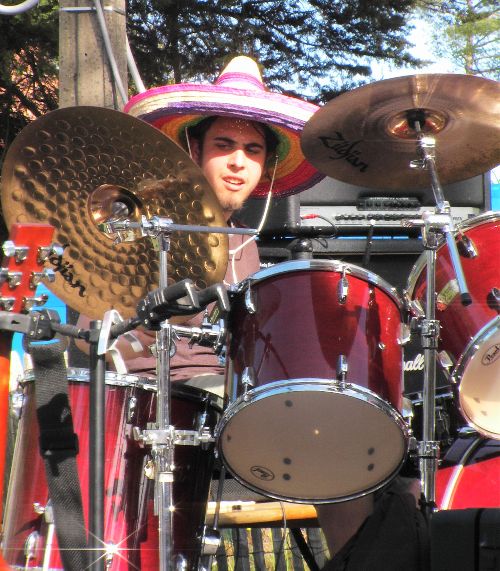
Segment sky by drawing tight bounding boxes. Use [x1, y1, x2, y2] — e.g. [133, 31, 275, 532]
[371, 17, 499, 190]
[371, 19, 456, 80]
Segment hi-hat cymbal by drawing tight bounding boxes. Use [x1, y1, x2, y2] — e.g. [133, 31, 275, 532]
[1, 106, 228, 319]
[301, 74, 500, 190]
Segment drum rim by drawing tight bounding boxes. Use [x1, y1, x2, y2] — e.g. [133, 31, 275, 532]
[21, 367, 224, 409]
[234, 259, 402, 309]
[216, 378, 409, 504]
[405, 210, 500, 300]
[456, 315, 500, 439]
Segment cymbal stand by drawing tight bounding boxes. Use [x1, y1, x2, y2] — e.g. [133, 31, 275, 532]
[102, 215, 254, 570]
[409, 118, 472, 514]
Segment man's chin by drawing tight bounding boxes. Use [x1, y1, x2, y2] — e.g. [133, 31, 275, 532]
[221, 200, 244, 215]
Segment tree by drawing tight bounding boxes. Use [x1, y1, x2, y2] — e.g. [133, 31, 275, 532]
[0, 0, 424, 160]
[0, 1, 58, 160]
[126, 0, 424, 102]
[417, 0, 499, 79]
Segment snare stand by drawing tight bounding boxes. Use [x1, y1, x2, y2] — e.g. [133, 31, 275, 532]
[408, 118, 471, 516]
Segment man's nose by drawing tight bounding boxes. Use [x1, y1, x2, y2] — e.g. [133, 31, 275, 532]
[228, 148, 245, 168]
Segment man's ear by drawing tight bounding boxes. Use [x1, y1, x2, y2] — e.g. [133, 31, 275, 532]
[190, 138, 201, 165]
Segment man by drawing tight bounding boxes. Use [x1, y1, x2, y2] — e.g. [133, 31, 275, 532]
[111, 55, 323, 391]
[126, 55, 419, 569]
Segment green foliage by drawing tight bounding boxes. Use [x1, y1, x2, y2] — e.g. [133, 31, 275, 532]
[0, 0, 59, 160]
[126, 0, 423, 102]
[416, 0, 499, 78]
[1, 0, 424, 163]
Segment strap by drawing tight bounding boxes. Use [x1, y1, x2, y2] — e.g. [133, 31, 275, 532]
[290, 528, 321, 571]
[26, 336, 88, 570]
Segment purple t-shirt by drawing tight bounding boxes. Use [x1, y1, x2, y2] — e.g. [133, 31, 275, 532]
[127, 232, 260, 381]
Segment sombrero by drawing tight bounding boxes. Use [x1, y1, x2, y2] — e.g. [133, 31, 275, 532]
[124, 56, 324, 198]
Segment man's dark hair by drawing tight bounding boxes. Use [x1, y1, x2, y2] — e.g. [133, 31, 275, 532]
[187, 116, 280, 159]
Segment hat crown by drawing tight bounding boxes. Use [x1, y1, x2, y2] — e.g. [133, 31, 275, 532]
[215, 56, 266, 92]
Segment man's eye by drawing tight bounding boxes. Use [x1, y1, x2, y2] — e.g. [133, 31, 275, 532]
[247, 146, 264, 155]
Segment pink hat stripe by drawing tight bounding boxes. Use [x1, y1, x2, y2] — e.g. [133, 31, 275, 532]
[124, 56, 324, 198]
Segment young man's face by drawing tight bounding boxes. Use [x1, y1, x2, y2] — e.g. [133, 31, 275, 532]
[191, 117, 267, 220]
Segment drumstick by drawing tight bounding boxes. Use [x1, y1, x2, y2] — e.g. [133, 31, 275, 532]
[205, 500, 318, 527]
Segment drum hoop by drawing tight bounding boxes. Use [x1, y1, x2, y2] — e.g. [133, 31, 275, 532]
[454, 315, 500, 384]
[234, 259, 402, 309]
[439, 434, 484, 510]
[21, 367, 224, 410]
[405, 210, 500, 300]
[217, 378, 409, 440]
[22, 367, 154, 388]
[455, 315, 500, 439]
[216, 379, 409, 504]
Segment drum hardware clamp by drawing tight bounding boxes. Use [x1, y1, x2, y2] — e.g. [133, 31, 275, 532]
[132, 425, 215, 449]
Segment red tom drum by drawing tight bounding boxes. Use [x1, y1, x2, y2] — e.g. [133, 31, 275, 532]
[217, 260, 409, 504]
[2, 369, 222, 570]
[406, 212, 500, 439]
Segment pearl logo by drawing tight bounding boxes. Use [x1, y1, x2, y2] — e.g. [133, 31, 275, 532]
[251, 466, 275, 481]
[482, 344, 500, 366]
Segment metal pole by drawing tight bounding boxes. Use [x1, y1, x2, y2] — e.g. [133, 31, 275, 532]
[89, 319, 106, 570]
[155, 234, 175, 571]
[420, 245, 440, 512]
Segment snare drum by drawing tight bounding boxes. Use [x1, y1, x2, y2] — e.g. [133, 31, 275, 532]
[2, 369, 222, 570]
[406, 212, 500, 439]
[217, 260, 409, 504]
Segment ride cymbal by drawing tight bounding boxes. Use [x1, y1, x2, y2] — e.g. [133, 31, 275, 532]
[301, 74, 500, 190]
[1, 106, 228, 319]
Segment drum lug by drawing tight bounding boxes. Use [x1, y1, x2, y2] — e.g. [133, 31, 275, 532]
[337, 267, 349, 304]
[144, 459, 155, 480]
[23, 531, 40, 561]
[173, 554, 189, 570]
[437, 350, 454, 378]
[33, 501, 53, 523]
[457, 233, 477, 258]
[244, 287, 257, 314]
[241, 366, 255, 400]
[9, 386, 25, 419]
[398, 323, 411, 346]
[337, 354, 348, 383]
[127, 396, 138, 423]
[487, 287, 500, 311]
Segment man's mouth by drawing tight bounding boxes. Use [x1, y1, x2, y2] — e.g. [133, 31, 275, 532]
[223, 176, 245, 189]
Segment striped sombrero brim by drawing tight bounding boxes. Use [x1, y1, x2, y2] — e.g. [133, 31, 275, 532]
[124, 84, 324, 198]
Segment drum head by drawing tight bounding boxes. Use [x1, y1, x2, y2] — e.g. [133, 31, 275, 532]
[217, 380, 408, 503]
[458, 317, 500, 438]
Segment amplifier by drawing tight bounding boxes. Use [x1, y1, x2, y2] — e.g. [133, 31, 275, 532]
[300, 203, 481, 230]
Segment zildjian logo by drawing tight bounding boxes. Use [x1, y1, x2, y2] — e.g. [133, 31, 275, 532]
[48, 245, 86, 298]
[319, 132, 369, 173]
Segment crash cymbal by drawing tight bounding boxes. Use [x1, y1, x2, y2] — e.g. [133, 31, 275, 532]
[1, 106, 228, 319]
[301, 74, 500, 190]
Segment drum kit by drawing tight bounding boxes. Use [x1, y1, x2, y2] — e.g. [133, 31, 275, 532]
[0, 73, 499, 570]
